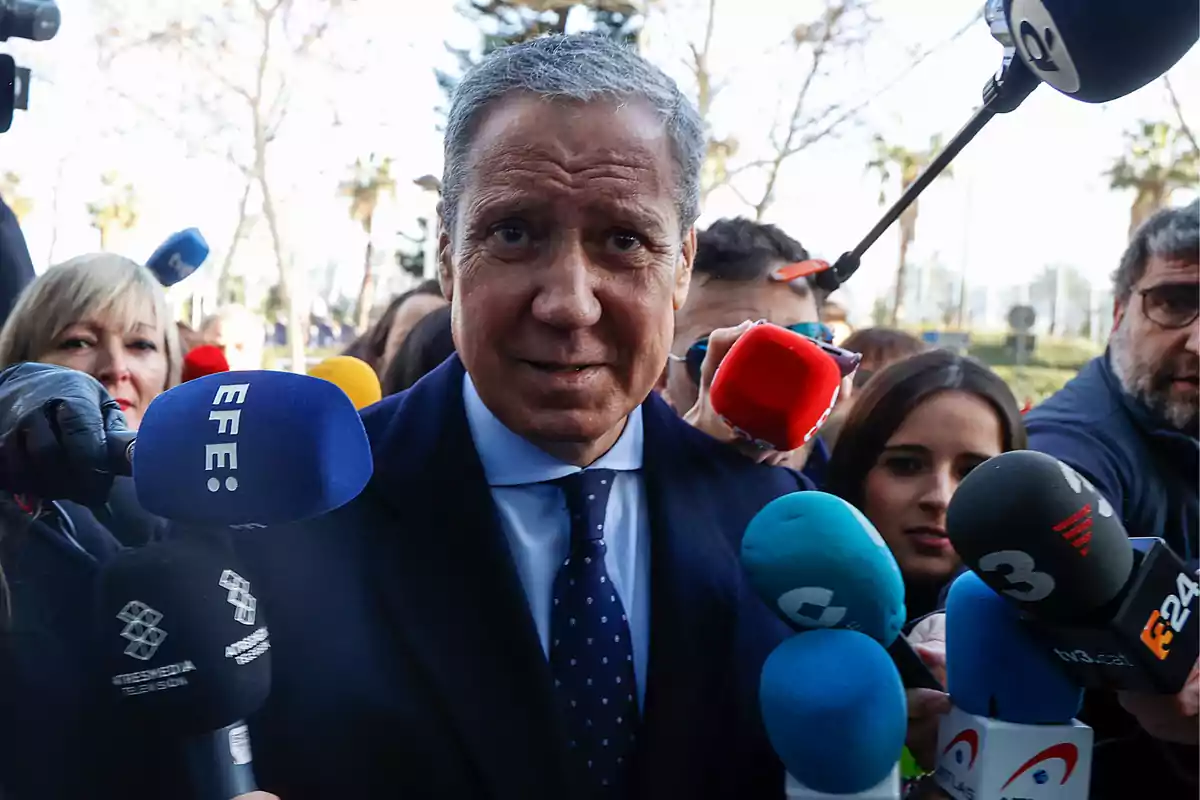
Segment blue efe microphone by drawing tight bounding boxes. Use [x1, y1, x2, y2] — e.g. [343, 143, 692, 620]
[945, 570, 1082, 724]
[130, 370, 372, 526]
[760, 630, 907, 796]
[1004, 0, 1198, 104]
[742, 492, 906, 645]
[145, 227, 209, 287]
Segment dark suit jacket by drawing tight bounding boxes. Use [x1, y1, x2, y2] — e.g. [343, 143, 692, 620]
[229, 355, 804, 799]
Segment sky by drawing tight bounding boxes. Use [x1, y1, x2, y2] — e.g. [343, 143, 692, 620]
[1, 0, 1197, 325]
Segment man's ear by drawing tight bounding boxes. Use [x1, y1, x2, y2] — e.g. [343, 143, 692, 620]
[653, 362, 670, 397]
[437, 201, 454, 301]
[1111, 296, 1125, 336]
[673, 227, 696, 312]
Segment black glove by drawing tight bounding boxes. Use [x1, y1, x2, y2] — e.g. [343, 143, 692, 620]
[0, 362, 129, 506]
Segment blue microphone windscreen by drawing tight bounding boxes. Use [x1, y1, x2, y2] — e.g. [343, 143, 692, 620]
[742, 491, 906, 645]
[145, 228, 209, 287]
[133, 370, 373, 525]
[946, 570, 1083, 724]
[760, 629, 907, 794]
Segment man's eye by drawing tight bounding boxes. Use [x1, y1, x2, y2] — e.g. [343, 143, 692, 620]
[488, 223, 530, 246]
[607, 231, 642, 253]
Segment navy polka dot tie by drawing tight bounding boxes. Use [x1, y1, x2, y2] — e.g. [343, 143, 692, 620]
[550, 469, 638, 796]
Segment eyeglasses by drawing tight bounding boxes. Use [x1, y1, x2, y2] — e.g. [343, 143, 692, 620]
[1140, 284, 1199, 330]
[669, 321, 861, 387]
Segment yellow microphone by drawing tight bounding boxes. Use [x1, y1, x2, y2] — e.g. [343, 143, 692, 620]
[307, 355, 382, 410]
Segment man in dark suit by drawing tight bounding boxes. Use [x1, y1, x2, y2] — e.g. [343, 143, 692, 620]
[225, 34, 808, 799]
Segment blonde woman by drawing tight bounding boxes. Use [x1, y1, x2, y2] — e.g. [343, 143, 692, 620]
[0, 253, 181, 428]
[0, 254, 182, 798]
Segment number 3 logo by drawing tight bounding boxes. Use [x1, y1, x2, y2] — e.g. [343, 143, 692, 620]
[978, 550, 1057, 602]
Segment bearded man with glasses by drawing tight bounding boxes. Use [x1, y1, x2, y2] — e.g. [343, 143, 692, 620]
[1026, 200, 1199, 799]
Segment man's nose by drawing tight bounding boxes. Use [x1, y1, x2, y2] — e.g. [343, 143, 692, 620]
[1185, 314, 1199, 355]
[531, 239, 602, 329]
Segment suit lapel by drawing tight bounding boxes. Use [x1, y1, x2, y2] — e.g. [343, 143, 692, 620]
[363, 357, 571, 799]
[633, 395, 742, 795]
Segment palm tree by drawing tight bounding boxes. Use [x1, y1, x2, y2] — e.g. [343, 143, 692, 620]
[0, 172, 33, 224]
[1105, 120, 1199, 239]
[339, 154, 397, 332]
[85, 172, 139, 251]
[866, 134, 952, 326]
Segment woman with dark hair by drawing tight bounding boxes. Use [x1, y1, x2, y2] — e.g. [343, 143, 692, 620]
[381, 304, 456, 395]
[824, 349, 1027, 622]
[343, 280, 445, 374]
[817, 328, 929, 456]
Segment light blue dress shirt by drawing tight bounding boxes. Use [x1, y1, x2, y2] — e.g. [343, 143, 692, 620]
[463, 374, 651, 708]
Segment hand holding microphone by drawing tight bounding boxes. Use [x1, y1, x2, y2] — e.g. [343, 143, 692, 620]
[1119, 660, 1200, 744]
[947, 449, 1199, 693]
[683, 320, 856, 460]
[0, 362, 132, 505]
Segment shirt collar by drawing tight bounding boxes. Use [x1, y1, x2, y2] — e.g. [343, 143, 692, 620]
[463, 372, 644, 487]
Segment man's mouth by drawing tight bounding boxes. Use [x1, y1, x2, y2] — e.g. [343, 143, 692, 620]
[524, 361, 601, 373]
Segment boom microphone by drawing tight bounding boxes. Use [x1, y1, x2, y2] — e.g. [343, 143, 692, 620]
[181, 344, 231, 384]
[307, 355, 383, 410]
[96, 534, 270, 799]
[127, 370, 373, 526]
[948, 449, 1199, 693]
[761, 630, 906, 798]
[812, 0, 1198, 296]
[710, 324, 844, 452]
[936, 571, 1093, 800]
[146, 228, 209, 287]
[1004, 0, 1199, 103]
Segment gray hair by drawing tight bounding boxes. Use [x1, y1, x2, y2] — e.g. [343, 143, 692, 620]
[1113, 200, 1199, 302]
[0, 253, 182, 387]
[441, 34, 705, 238]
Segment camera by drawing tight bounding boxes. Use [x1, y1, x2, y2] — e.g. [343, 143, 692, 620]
[1, 0, 60, 133]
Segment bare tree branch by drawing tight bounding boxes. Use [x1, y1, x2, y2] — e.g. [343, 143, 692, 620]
[1164, 75, 1200, 158]
[752, 2, 844, 220]
[723, 5, 982, 215]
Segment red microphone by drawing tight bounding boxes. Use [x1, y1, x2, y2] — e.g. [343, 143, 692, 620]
[709, 324, 843, 452]
[181, 344, 230, 383]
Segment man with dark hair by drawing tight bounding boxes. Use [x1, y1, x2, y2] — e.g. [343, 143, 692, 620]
[1026, 201, 1197, 555]
[1025, 200, 1198, 799]
[660, 217, 828, 470]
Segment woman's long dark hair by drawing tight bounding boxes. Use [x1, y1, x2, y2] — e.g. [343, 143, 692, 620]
[381, 305, 456, 395]
[824, 349, 1027, 510]
[343, 279, 442, 371]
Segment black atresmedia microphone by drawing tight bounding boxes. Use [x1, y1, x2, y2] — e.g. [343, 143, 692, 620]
[947, 450, 1199, 693]
[96, 534, 270, 799]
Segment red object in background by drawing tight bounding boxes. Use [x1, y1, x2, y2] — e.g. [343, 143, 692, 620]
[709, 323, 844, 452]
[181, 344, 230, 383]
[1021, 398, 1034, 415]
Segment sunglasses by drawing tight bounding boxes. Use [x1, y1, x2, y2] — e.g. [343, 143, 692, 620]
[669, 321, 861, 387]
[1140, 283, 1199, 330]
